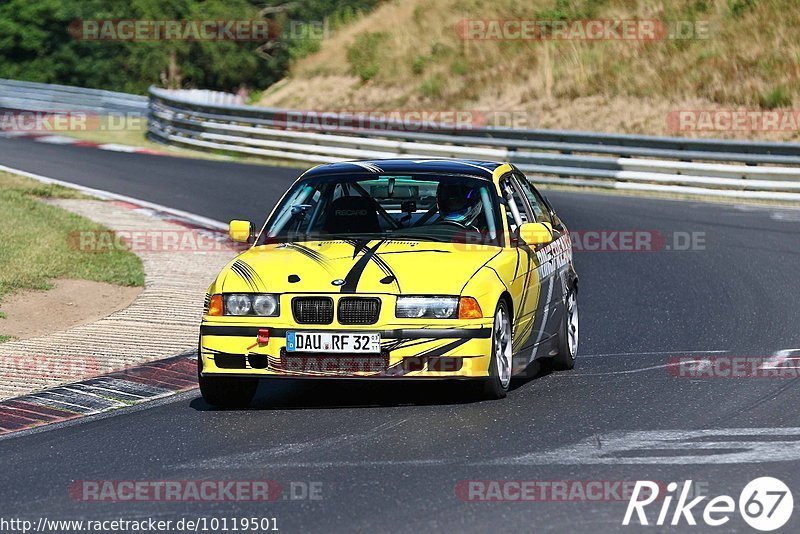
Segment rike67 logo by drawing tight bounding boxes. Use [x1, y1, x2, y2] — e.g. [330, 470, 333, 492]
[623, 478, 794, 531]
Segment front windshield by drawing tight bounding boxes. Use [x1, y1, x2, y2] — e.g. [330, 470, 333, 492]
[260, 173, 502, 246]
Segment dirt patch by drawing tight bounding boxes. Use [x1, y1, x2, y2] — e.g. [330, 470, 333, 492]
[0, 279, 141, 341]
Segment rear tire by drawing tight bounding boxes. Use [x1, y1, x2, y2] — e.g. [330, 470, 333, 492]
[482, 299, 513, 399]
[550, 286, 578, 371]
[197, 353, 258, 408]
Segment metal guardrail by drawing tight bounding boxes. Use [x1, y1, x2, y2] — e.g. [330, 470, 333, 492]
[0, 78, 147, 115]
[148, 86, 800, 201]
[2, 79, 799, 201]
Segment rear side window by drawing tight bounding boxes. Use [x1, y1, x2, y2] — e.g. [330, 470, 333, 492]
[515, 174, 553, 225]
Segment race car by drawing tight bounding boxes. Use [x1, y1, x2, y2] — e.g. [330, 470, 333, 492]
[198, 159, 578, 405]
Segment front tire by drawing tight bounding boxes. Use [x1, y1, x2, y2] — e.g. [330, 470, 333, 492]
[197, 354, 258, 408]
[482, 299, 513, 399]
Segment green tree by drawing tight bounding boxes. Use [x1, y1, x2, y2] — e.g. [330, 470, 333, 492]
[0, 0, 379, 94]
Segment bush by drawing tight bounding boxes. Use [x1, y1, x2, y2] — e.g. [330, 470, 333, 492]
[411, 55, 427, 75]
[420, 75, 444, 98]
[728, 0, 757, 18]
[346, 31, 388, 82]
[760, 86, 792, 109]
[451, 59, 469, 75]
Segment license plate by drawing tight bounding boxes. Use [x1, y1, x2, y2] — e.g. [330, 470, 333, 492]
[286, 332, 381, 353]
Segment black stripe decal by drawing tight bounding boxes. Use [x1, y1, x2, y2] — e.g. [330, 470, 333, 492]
[371, 255, 401, 292]
[381, 338, 438, 351]
[382, 338, 471, 375]
[230, 259, 265, 291]
[344, 239, 372, 259]
[241, 260, 266, 290]
[341, 240, 384, 293]
[417, 338, 470, 358]
[286, 243, 329, 267]
[344, 239, 401, 292]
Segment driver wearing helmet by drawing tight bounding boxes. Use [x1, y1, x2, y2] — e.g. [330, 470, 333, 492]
[436, 182, 484, 227]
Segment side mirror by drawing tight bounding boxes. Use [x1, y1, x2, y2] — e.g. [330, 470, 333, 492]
[517, 222, 553, 246]
[229, 220, 253, 243]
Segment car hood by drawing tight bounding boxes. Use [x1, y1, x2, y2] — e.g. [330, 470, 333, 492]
[218, 239, 500, 295]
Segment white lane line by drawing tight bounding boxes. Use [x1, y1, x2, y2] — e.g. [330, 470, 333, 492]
[172, 427, 800, 468]
[568, 348, 800, 377]
[771, 211, 800, 221]
[760, 348, 800, 369]
[554, 362, 684, 377]
[24, 394, 99, 413]
[0, 164, 227, 230]
[0, 131, 38, 138]
[98, 143, 139, 153]
[36, 135, 78, 145]
[71, 383, 149, 400]
[490, 428, 800, 465]
[580, 350, 729, 359]
[182, 418, 412, 470]
[58, 387, 128, 407]
[203, 459, 459, 468]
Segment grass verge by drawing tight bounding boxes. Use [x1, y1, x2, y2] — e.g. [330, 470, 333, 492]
[0, 171, 145, 332]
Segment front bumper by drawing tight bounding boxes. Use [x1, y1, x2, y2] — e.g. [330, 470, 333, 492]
[199, 322, 493, 379]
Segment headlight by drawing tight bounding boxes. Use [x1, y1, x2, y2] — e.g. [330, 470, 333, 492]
[225, 294, 252, 316]
[252, 294, 279, 316]
[224, 294, 280, 316]
[396, 296, 459, 319]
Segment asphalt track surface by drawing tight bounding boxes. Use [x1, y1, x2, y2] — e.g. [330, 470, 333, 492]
[1, 136, 800, 533]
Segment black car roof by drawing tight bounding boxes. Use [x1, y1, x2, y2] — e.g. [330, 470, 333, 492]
[301, 159, 505, 179]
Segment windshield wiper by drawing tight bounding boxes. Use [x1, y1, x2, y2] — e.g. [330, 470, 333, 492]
[385, 232, 450, 242]
[313, 232, 388, 241]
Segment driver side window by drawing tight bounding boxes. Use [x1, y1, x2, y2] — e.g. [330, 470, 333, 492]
[515, 174, 553, 225]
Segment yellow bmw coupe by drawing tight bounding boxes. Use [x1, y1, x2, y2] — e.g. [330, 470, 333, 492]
[198, 159, 578, 405]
